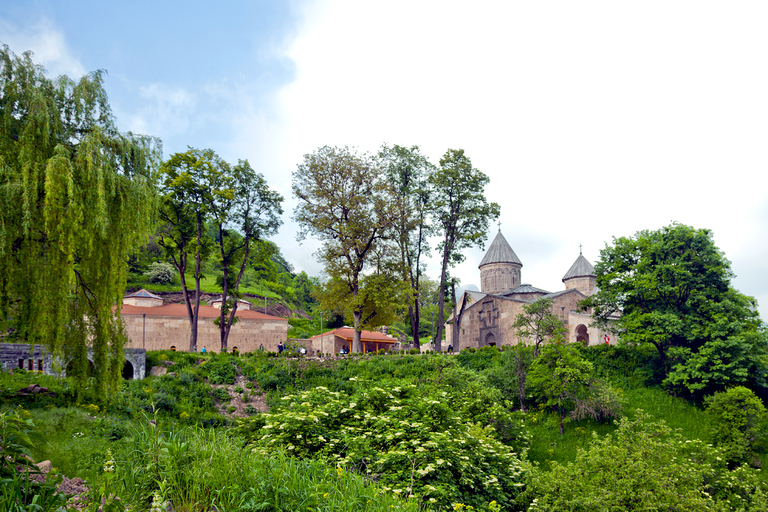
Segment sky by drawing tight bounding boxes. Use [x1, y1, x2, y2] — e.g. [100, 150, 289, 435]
[3, 1, 768, 318]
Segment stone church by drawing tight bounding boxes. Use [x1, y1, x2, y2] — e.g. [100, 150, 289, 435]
[445, 230, 615, 350]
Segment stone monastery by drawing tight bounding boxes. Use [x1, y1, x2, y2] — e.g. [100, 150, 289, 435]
[445, 230, 615, 350]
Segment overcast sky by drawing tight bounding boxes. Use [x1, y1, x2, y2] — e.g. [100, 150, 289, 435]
[3, 1, 768, 318]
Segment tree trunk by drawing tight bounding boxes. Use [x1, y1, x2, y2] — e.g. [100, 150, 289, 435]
[352, 310, 363, 353]
[559, 403, 565, 435]
[219, 260, 229, 352]
[451, 282, 459, 353]
[435, 237, 452, 353]
[409, 304, 418, 346]
[517, 365, 527, 412]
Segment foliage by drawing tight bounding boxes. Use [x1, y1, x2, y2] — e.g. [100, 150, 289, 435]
[569, 381, 625, 423]
[528, 342, 593, 434]
[512, 298, 566, 358]
[584, 223, 768, 398]
[293, 146, 404, 352]
[429, 149, 500, 351]
[0, 46, 160, 397]
[157, 148, 225, 351]
[143, 262, 176, 285]
[704, 386, 767, 466]
[238, 383, 530, 510]
[0, 409, 37, 478]
[529, 412, 768, 511]
[105, 422, 418, 512]
[208, 159, 283, 351]
[379, 144, 435, 345]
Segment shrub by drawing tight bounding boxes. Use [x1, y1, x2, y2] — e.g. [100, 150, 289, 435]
[704, 386, 767, 465]
[202, 356, 237, 385]
[570, 381, 625, 423]
[529, 412, 768, 511]
[144, 261, 176, 284]
[239, 383, 531, 510]
[212, 388, 231, 403]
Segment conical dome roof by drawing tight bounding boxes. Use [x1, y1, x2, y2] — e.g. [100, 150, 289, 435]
[562, 253, 595, 281]
[479, 231, 522, 267]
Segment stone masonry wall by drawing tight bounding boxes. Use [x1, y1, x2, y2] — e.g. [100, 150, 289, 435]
[122, 314, 288, 353]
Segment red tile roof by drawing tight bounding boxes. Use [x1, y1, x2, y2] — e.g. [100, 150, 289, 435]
[309, 327, 398, 343]
[119, 303, 287, 321]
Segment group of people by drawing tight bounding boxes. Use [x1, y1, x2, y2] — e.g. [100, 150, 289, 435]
[339, 345, 350, 355]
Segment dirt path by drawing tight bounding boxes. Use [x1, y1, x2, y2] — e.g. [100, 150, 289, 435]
[211, 374, 269, 418]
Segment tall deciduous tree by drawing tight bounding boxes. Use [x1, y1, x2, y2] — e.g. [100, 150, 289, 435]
[583, 223, 768, 398]
[158, 148, 228, 352]
[379, 144, 434, 345]
[293, 146, 401, 352]
[210, 160, 282, 351]
[0, 47, 160, 395]
[429, 149, 500, 352]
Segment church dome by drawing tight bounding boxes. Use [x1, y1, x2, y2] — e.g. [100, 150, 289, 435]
[562, 253, 595, 281]
[479, 231, 522, 268]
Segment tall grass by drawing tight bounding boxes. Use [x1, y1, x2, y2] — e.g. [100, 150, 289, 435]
[107, 422, 418, 511]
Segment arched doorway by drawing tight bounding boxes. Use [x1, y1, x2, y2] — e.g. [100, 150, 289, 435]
[66, 359, 95, 378]
[485, 332, 497, 346]
[122, 360, 134, 380]
[576, 324, 589, 345]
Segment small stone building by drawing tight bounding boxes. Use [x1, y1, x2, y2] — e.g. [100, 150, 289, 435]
[309, 327, 399, 355]
[120, 290, 289, 353]
[446, 230, 617, 350]
[0, 343, 146, 380]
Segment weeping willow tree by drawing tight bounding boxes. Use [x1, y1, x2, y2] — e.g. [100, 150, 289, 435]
[0, 46, 160, 396]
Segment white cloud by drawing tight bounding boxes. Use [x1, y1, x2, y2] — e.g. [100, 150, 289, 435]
[0, 18, 86, 79]
[272, 0, 768, 317]
[122, 83, 198, 139]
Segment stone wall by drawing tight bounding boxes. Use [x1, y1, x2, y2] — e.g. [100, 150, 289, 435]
[480, 262, 521, 294]
[564, 275, 597, 296]
[446, 289, 593, 350]
[0, 343, 146, 379]
[122, 314, 288, 353]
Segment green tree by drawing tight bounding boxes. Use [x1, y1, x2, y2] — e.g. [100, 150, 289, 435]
[0, 46, 159, 396]
[528, 341, 592, 434]
[509, 298, 568, 411]
[583, 223, 768, 398]
[209, 160, 282, 351]
[704, 386, 767, 466]
[513, 298, 566, 358]
[429, 149, 500, 352]
[157, 148, 225, 351]
[293, 146, 402, 352]
[379, 144, 434, 345]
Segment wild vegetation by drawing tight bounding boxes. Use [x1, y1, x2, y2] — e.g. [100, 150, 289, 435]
[2, 346, 767, 511]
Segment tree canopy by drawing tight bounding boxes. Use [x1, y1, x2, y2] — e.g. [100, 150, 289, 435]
[429, 149, 500, 351]
[584, 223, 768, 398]
[0, 46, 160, 395]
[293, 146, 405, 352]
[379, 144, 434, 344]
[159, 149, 282, 352]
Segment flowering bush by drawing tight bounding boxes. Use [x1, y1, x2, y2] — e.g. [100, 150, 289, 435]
[239, 381, 531, 510]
